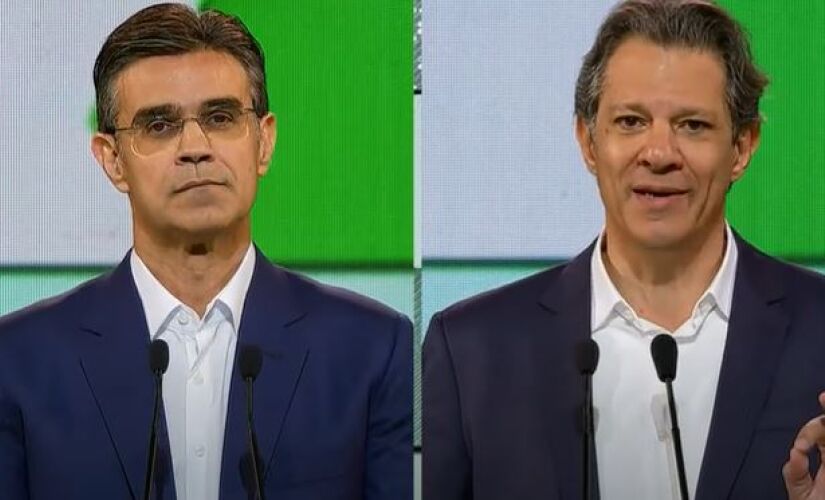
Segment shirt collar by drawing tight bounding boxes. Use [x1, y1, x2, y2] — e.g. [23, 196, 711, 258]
[704, 224, 737, 320]
[590, 223, 738, 332]
[130, 244, 256, 338]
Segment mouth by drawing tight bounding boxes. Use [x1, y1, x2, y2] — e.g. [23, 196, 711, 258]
[631, 186, 689, 208]
[173, 180, 226, 193]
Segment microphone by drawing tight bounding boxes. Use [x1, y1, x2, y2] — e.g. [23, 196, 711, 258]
[650, 334, 689, 500]
[239, 345, 265, 500]
[144, 339, 169, 500]
[576, 339, 600, 500]
[576, 338, 600, 376]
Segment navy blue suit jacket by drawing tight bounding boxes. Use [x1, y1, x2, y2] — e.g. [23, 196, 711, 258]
[423, 234, 825, 499]
[0, 249, 413, 500]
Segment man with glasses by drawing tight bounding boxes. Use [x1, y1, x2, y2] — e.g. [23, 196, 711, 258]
[0, 4, 412, 500]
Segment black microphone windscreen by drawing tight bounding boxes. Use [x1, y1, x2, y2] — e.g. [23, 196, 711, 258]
[149, 339, 169, 375]
[576, 339, 600, 375]
[650, 334, 678, 382]
[239, 345, 263, 381]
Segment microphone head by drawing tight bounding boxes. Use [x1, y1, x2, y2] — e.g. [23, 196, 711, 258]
[149, 339, 169, 375]
[650, 334, 678, 382]
[576, 339, 600, 375]
[239, 345, 263, 381]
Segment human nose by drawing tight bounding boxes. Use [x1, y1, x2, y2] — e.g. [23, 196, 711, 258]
[175, 117, 214, 166]
[637, 122, 681, 173]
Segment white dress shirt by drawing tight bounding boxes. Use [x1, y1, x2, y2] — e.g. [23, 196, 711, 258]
[130, 245, 255, 500]
[591, 225, 738, 499]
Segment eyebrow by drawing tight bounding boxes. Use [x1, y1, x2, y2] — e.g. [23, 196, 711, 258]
[201, 97, 246, 111]
[130, 104, 180, 126]
[607, 103, 718, 120]
[129, 97, 248, 125]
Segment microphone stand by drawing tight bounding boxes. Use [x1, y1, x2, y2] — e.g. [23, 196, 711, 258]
[582, 374, 596, 500]
[240, 345, 265, 500]
[576, 339, 600, 500]
[144, 366, 163, 500]
[245, 375, 265, 500]
[651, 334, 689, 500]
[665, 378, 689, 500]
[143, 340, 168, 500]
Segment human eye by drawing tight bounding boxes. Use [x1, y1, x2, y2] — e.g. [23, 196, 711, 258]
[614, 115, 646, 131]
[142, 118, 179, 138]
[203, 109, 237, 130]
[679, 119, 711, 134]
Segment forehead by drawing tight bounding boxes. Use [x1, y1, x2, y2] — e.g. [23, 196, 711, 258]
[600, 37, 728, 115]
[115, 50, 252, 120]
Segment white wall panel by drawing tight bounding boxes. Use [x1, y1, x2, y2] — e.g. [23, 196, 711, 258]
[422, 0, 618, 260]
[0, 0, 194, 265]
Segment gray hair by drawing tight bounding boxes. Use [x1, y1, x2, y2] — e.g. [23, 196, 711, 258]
[574, 0, 768, 139]
[93, 3, 268, 133]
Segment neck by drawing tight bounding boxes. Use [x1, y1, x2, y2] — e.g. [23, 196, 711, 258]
[133, 225, 251, 318]
[601, 220, 727, 331]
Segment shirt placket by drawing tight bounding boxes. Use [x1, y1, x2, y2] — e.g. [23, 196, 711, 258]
[179, 308, 213, 500]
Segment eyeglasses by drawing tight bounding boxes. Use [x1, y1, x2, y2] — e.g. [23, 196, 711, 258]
[112, 107, 258, 156]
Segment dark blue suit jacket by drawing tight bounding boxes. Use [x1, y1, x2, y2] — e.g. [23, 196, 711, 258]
[0, 249, 413, 500]
[423, 234, 825, 499]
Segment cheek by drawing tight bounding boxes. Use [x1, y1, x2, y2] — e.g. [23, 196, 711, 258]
[685, 145, 738, 187]
[223, 152, 262, 194]
[218, 142, 256, 173]
[682, 138, 738, 167]
[594, 171, 627, 213]
[124, 165, 167, 200]
[594, 151, 634, 196]
[596, 133, 643, 170]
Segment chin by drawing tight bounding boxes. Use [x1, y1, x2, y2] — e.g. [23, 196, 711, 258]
[183, 224, 227, 237]
[174, 215, 235, 238]
[629, 224, 691, 251]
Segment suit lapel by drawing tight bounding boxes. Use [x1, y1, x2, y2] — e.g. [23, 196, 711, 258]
[532, 235, 790, 499]
[75, 254, 176, 500]
[695, 237, 789, 500]
[220, 251, 309, 497]
[538, 243, 594, 500]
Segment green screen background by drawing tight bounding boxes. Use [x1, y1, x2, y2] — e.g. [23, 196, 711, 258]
[201, 0, 415, 266]
[722, 1, 825, 260]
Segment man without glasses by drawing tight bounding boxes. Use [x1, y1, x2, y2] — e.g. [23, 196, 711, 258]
[423, 1, 825, 498]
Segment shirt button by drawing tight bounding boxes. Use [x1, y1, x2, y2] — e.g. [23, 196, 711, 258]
[178, 312, 190, 325]
[195, 445, 206, 458]
[193, 373, 204, 385]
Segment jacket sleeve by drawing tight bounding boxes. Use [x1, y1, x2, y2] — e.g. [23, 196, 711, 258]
[423, 312, 472, 500]
[0, 382, 29, 499]
[364, 313, 414, 500]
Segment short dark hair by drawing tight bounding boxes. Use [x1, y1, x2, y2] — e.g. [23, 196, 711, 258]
[574, 0, 768, 138]
[93, 3, 268, 133]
